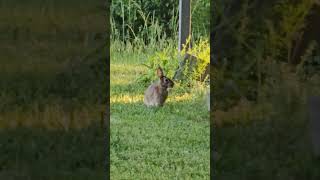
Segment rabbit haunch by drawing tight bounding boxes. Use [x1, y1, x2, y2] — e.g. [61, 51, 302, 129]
[144, 67, 174, 107]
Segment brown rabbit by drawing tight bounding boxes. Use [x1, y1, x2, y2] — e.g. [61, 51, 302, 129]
[144, 67, 174, 107]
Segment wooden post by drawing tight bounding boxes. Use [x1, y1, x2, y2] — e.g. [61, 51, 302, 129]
[173, 0, 192, 80]
[175, 0, 209, 81]
[178, 0, 191, 52]
[308, 96, 320, 158]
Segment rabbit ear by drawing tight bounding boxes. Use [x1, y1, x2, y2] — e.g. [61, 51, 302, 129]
[156, 67, 164, 77]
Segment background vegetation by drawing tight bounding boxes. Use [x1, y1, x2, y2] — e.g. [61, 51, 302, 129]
[212, 0, 320, 179]
[0, 0, 107, 178]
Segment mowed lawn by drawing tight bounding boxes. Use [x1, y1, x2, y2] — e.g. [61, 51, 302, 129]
[110, 51, 210, 179]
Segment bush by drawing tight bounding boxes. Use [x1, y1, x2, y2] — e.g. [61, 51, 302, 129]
[135, 43, 180, 86]
[136, 38, 210, 88]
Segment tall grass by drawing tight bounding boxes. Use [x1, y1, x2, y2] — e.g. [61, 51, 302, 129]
[111, 0, 209, 53]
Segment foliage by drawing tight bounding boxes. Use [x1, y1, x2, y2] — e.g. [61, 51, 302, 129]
[213, 1, 320, 178]
[182, 38, 210, 84]
[135, 44, 180, 86]
[267, 0, 315, 62]
[212, 0, 320, 106]
[191, 0, 210, 39]
[111, 0, 210, 44]
[136, 38, 210, 88]
[111, 0, 178, 42]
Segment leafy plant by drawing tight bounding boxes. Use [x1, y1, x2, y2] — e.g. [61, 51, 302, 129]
[182, 38, 210, 83]
[136, 37, 210, 89]
[136, 44, 180, 86]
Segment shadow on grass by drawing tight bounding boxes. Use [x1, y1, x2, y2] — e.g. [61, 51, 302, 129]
[0, 123, 106, 180]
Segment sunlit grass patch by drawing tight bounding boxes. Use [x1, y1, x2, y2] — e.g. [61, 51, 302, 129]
[167, 92, 193, 102]
[110, 94, 144, 104]
[110, 92, 198, 104]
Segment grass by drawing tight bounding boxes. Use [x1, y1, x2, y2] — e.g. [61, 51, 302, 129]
[0, 124, 105, 180]
[110, 48, 210, 179]
[0, 1, 107, 179]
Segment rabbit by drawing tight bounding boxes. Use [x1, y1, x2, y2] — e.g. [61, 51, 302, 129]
[144, 66, 174, 107]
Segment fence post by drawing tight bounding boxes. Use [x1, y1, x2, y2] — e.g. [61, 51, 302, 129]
[178, 0, 191, 52]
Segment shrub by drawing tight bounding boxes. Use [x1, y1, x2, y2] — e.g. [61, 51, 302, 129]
[136, 38, 210, 88]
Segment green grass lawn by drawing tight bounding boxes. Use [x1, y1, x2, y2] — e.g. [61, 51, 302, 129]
[110, 51, 210, 179]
